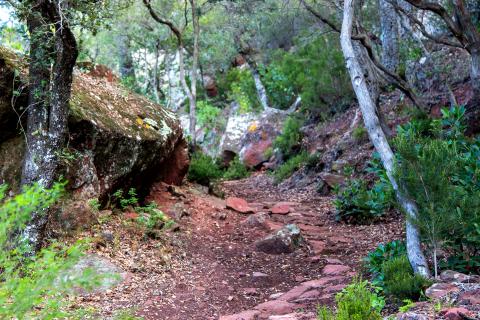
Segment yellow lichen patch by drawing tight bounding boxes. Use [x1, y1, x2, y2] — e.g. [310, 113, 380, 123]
[136, 118, 144, 126]
[248, 121, 259, 132]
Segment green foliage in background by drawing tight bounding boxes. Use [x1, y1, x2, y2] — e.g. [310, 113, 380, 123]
[0, 183, 99, 318]
[273, 151, 309, 183]
[188, 152, 223, 186]
[223, 156, 250, 180]
[317, 278, 384, 320]
[266, 34, 353, 117]
[197, 100, 222, 132]
[394, 106, 480, 275]
[222, 68, 262, 113]
[274, 116, 303, 159]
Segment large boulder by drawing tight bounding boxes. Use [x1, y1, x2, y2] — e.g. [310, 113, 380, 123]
[0, 47, 188, 203]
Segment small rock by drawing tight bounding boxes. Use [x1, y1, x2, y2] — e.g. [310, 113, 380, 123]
[440, 307, 475, 320]
[269, 292, 284, 299]
[270, 203, 290, 215]
[255, 224, 303, 254]
[322, 264, 351, 276]
[100, 231, 114, 244]
[397, 312, 429, 320]
[243, 213, 269, 228]
[254, 300, 298, 315]
[439, 270, 474, 283]
[319, 172, 346, 187]
[458, 289, 480, 305]
[278, 285, 311, 302]
[308, 240, 326, 255]
[244, 288, 259, 296]
[325, 258, 343, 264]
[167, 185, 186, 198]
[226, 197, 254, 214]
[253, 271, 269, 278]
[425, 283, 460, 299]
[219, 310, 260, 320]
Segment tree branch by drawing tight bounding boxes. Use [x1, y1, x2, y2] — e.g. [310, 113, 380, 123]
[143, 0, 183, 46]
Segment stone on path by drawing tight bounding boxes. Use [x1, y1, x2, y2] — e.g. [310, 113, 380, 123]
[440, 307, 475, 320]
[219, 310, 260, 320]
[322, 264, 351, 276]
[255, 224, 303, 254]
[254, 300, 298, 315]
[425, 283, 460, 299]
[226, 197, 255, 214]
[270, 203, 291, 215]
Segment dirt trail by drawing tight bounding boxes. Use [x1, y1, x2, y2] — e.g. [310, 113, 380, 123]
[77, 173, 402, 319]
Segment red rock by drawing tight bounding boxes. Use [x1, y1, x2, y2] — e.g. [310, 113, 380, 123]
[254, 300, 298, 315]
[226, 197, 254, 214]
[425, 283, 460, 299]
[271, 203, 291, 215]
[244, 288, 259, 296]
[307, 255, 322, 263]
[278, 285, 310, 302]
[322, 264, 351, 276]
[157, 139, 189, 185]
[323, 283, 347, 293]
[297, 289, 322, 300]
[440, 307, 474, 320]
[458, 289, 480, 305]
[242, 139, 272, 168]
[219, 310, 260, 320]
[325, 258, 343, 264]
[439, 270, 474, 283]
[308, 240, 326, 255]
[124, 212, 138, 220]
[301, 276, 345, 289]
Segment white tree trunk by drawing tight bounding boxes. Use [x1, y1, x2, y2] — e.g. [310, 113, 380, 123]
[340, 0, 430, 277]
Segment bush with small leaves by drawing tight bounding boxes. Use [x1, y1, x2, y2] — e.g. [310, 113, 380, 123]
[187, 152, 223, 186]
[223, 156, 250, 180]
[273, 151, 309, 183]
[274, 116, 303, 159]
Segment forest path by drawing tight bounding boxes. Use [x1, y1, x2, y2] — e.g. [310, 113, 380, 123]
[77, 173, 401, 319]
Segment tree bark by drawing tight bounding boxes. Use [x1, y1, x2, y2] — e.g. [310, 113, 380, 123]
[340, 0, 430, 277]
[379, 0, 400, 72]
[189, 0, 199, 145]
[21, 0, 78, 249]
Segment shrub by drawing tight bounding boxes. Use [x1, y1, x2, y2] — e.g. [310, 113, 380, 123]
[274, 151, 308, 183]
[258, 63, 296, 110]
[197, 100, 222, 132]
[135, 203, 174, 235]
[274, 116, 303, 159]
[317, 278, 384, 320]
[223, 156, 250, 180]
[394, 106, 480, 275]
[382, 255, 432, 301]
[0, 183, 99, 318]
[113, 188, 139, 210]
[188, 152, 223, 185]
[364, 240, 406, 285]
[352, 126, 368, 141]
[224, 68, 261, 113]
[333, 178, 393, 224]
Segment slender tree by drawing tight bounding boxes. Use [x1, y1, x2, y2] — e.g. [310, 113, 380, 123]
[143, 0, 200, 145]
[340, 0, 430, 277]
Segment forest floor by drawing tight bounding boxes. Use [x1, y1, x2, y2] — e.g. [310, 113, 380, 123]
[75, 173, 403, 319]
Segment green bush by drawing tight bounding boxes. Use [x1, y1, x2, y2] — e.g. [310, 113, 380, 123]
[113, 188, 139, 210]
[0, 183, 99, 318]
[223, 156, 250, 180]
[274, 116, 303, 159]
[265, 34, 353, 117]
[223, 68, 262, 113]
[197, 100, 222, 132]
[188, 152, 223, 185]
[135, 203, 174, 235]
[352, 126, 368, 141]
[274, 151, 309, 183]
[364, 240, 407, 285]
[394, 106, 480, 275]
[317, 278, 384, 320]
[333, 178, 394, 224]
[382, 255, 432, 301]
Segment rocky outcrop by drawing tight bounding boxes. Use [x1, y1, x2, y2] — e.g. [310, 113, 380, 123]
[0, 48, 188, 206]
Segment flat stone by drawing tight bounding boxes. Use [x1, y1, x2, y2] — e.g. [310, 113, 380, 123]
[254, 300, 298, 315]
[226, 197, 254, 214]
[219, 310, 261, 320]
[440, 307, 475, 320]
[278, 285, 311, 302]
[322, 264, 351, 276]
[458, 289, 480, 305]
[397, 312, 429, 320]
[301, 276, 345, 289]
[253, 272, 269, 278]
[425, 283, 460, 299]
[325, 258, 343, 264]
[271, 203, 291, 215]
[308, 240, 326, 255]
[323, 283, 347, 293]
[439, 270, 474, 283]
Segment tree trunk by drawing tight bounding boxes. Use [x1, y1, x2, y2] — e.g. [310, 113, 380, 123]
[340, 0, 430, 277]
[153, 41, 161, 104]
[118, 34, 135, 80]
[379, 0, 400, 72]
[189, 0, 200, 146]
[21, 1, 78, 249]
